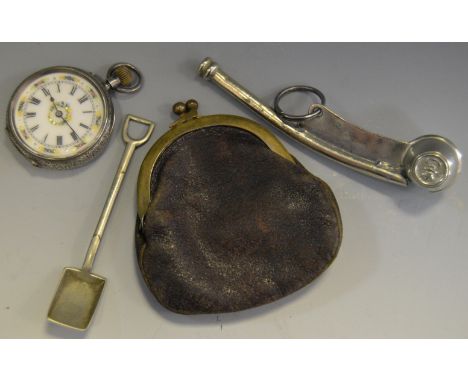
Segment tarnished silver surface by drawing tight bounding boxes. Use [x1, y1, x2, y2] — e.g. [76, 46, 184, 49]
[274, 85, 326, 120]
[403, 135, 461, 192]
[105, 63, 143, 94]
[6, 63, 142, 170]
[6, 66, 114, 170]
[47, 115, 155, 331]
[199, 57, 462, 192]
[300, 104, 408, 185]
[82, 115, 155, 272]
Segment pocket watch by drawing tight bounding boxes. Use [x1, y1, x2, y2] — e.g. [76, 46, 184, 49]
[6, 63, 142, 169]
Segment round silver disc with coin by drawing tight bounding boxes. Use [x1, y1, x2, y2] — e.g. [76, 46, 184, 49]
[6, 63, 142, 169]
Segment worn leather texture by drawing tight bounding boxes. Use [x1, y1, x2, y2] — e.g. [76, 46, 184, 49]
[136, 126, 342, 314]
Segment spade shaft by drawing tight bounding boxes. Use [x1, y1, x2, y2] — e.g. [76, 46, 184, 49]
[48, 115, 155, 330]
[83, 140, 134, 272]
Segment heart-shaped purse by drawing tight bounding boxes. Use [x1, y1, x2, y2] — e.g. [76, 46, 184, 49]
[136, 100, 342, 314]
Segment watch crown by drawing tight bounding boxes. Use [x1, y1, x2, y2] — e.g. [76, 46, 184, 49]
[113, 66, 133, 86]
[106, 63, 142, 94]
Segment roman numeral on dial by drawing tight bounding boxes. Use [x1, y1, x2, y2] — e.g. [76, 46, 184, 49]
[41, 88, 50, 97]
[78, 95, 89, 104]
[30, 124, 39, 132]
[79, 123, 89, 129]
[70, 85, 77, 95]
[70, 131, 79, 141]
[57, 136, 63, 146]
[25, 112, 36, 118]
[29, 97, 41, 105]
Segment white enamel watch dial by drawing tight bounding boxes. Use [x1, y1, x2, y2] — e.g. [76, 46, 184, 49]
[15, 72, 105, 157]
[6, 64, 142, 169]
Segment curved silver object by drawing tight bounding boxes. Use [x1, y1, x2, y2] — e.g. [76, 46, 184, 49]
[198, 57, 462, 191]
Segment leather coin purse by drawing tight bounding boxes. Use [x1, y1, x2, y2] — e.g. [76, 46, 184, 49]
[136, 100, 342, 314]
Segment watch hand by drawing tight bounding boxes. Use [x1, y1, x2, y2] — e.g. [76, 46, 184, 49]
[49, 96, 84, 143]
[62, 119, 83, 142]
[50, 97, 61, 113]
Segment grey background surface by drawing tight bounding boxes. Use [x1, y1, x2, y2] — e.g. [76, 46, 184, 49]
[0, 43, 466, 338]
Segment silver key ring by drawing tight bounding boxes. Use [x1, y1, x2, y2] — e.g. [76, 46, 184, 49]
[273, 85, 326, 121]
